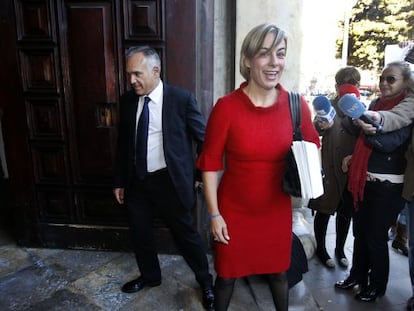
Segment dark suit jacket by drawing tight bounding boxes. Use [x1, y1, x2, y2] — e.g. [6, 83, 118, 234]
[113, 83, 206, 209]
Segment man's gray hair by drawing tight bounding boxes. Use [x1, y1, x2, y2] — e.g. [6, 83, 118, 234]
[125, 46, 161, 72]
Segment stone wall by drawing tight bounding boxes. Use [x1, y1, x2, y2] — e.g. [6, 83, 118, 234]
[234, 0, 305, 92]
[213, 0, 349, 98]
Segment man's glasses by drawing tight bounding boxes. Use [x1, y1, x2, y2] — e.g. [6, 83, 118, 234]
[379, 75, 402, 84]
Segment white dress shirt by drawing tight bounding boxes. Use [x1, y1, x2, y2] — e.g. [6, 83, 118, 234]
[136, 81, 166, 172]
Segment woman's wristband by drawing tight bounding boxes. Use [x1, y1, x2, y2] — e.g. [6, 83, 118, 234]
[208, 213, 221, 220]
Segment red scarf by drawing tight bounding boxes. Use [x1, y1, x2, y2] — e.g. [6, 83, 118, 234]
[348, 91, 406, 206]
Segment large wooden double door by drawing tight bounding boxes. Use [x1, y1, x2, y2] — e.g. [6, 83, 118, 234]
[1, 0, 214, 252]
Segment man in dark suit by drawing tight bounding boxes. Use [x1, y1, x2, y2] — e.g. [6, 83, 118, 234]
[113, 46, 214, 310]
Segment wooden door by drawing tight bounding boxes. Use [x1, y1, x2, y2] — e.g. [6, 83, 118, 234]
[2, 0, 214, 252]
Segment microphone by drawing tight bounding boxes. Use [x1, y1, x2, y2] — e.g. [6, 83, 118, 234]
[312, 96, 336, 125]
[337, 94, 383, 132]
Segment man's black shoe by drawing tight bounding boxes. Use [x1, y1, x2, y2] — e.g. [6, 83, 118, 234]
[355, 287, 385, 302]
[406, 295, 414, 310]
[201, 287, 215, 310]
[335, 277, 359, 290]
[121, 277, 161, 293]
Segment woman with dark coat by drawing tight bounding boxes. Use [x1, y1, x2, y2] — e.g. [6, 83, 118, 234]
[335, 61, 414, 302]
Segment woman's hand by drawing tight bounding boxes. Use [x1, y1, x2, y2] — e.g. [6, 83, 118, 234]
[210, 215, 230, 244]
[202, 171, 230, 243]
[355, 111, 382, 135]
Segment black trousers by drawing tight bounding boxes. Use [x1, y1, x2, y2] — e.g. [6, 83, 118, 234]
[350, 180, 404, 291]
[125, 169, 212, 289]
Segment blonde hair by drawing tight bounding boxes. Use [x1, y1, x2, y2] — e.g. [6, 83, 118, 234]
[239, 23, 287, 81]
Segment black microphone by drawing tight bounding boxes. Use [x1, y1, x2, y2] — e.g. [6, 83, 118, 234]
[338, 94, 383, 132]
[312, 96, 336, 125]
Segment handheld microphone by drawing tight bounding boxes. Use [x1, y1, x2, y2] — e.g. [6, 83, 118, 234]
[312, 96, 336, 125]
[337, 94, 383, 132]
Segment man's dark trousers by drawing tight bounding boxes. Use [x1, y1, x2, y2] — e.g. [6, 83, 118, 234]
[125, 169, 212, 289]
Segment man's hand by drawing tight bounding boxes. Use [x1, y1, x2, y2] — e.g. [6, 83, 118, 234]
[113, 188, 125, 204]
[398, 40, 414, 48]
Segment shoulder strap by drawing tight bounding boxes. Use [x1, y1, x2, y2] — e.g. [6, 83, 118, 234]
[288, 92, 303, 141]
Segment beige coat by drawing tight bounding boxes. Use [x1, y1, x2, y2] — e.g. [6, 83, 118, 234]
[380, 95, 414, 201]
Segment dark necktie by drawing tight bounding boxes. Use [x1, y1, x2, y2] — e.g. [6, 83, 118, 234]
[135, 96, 150, 180]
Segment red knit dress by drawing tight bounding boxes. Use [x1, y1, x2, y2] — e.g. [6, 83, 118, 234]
[197, 83, 320, 278]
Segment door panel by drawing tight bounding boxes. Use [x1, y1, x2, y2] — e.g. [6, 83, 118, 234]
[25, 98, 64, 139]
[62, 1, 118, 185]
[18, 48, 60, 93]
[31, 143, 69, 184]
[14, 0, 56, 42]
[5, 0, 213, 251]
[37, 189, 74, 222]
[165, 0, 195, 91]
[123, 0, 163, 40]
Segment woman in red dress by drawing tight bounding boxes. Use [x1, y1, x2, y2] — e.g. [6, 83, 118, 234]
[197, 23, 320, 310]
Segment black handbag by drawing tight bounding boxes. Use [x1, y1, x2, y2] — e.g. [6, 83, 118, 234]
[282, 92, 303, 197]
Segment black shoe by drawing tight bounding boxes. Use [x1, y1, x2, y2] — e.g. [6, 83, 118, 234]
[392, 239, 409, 256]
[121, 277, 161, 293]
[335, 277, 360, 290]
[201, 287, 215, 310]
[355, 287, 385, 302]
[407, 296, 414, 310]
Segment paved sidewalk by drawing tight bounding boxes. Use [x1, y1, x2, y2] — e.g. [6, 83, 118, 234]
[0, 231, 317, 310]
[0, 207, 411, 310]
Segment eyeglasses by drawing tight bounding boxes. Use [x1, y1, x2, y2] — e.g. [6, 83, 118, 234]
[379, 75, 402, 84]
